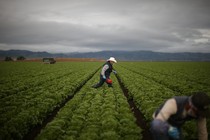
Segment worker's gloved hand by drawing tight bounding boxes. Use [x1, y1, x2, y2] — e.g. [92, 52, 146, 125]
[113, 70, 117, 74]
[151, 119, 169, 134]
[168, 126, 180, 140]
[102, 75, 106, 79]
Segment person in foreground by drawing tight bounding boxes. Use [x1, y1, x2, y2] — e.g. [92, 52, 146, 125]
[92, 57, 117, 88]
[151, 92, 210, 140]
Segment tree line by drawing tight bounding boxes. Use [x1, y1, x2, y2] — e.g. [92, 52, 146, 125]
[4, 56, 26, 61]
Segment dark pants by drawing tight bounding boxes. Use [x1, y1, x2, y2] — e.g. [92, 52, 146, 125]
[92, 75, 112, 88]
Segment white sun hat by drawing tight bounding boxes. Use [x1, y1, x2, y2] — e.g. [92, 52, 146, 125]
[107, 57, 117, 63]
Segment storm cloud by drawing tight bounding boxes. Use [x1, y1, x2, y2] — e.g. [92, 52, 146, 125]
[0, 0, 210, 53]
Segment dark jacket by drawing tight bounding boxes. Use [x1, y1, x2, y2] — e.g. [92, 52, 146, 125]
[102, 61, 113, 78]
[155, 96, 196, 127]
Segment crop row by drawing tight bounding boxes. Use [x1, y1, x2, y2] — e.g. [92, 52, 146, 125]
[120, 62, 210, 94]
[115, 65, 177, 120]
[138, 62, 210, 86]
[36, 71, 141, 140]
[2, 62, 209, 140]
[0, 62, 101, 98]
[115, 62, 210, 139]
[0, 62, 101, 140]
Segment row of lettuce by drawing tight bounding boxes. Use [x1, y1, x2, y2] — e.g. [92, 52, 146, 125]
[0, 62, 99, 98]
[36, 72, 141, 140]
[115, 62, 210, 139]
[0, 62, 142, 140]
[2, 61, 209, 139]
[0, 62, 102, 139]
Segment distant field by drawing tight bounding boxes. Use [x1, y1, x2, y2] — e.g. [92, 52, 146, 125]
[0, 58, 104, 62]
[0, 61, 210, 140]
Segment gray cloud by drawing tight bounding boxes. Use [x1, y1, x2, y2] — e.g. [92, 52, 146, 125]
[0, 0, 210, 53]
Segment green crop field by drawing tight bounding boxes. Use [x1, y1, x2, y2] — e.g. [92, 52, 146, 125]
[0, 61, 210, 140]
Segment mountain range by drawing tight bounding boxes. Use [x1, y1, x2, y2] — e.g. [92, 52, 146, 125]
[1, 49, 210, 61]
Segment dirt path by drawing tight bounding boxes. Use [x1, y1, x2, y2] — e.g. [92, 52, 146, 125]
[116, 74, 153, 140]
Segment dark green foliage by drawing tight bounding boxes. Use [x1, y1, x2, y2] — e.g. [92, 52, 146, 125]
[17, 56, 26, 60]
[4, 56, 13, 61]
[115, 62, 210, 139]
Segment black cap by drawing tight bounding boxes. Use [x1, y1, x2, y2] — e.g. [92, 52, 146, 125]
[191, 92, 210, 117]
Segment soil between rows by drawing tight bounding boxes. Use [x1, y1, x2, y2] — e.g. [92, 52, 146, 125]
[23, 71, 152, 140]
[23, 69, 99, 140]
[116, 74, 152, 140]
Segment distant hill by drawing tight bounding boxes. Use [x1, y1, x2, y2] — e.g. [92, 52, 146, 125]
[0, 50, 53, 58]
[1, 49, 210, 61]
[67, 51, 210, 61]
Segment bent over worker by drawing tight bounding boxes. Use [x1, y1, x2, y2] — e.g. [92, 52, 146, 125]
[151, 92, 210, 140]
[92, 57, 117, 88]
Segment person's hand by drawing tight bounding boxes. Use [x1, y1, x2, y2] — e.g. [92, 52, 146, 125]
[151, 119, 169, 134]
[168, 126, 180, 140]
[102, 75, 106, 79]
[113, 70, 117, 74]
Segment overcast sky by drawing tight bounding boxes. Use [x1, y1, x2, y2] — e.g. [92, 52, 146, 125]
[0, 0, 210, 53]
